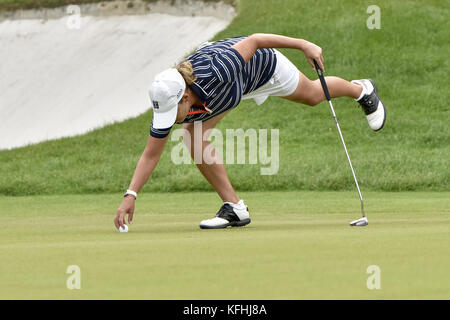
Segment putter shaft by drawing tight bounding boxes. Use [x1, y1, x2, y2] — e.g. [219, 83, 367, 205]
[327, 99, 365, 217]
[313, 59, 365, 218]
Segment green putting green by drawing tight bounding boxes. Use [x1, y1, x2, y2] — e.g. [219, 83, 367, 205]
[1, 191, 448, 299]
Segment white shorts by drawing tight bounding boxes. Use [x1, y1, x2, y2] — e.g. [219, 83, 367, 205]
[242, 49, 300, 105]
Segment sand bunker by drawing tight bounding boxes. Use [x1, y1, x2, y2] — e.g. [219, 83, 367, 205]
[0, 0, 235, 150]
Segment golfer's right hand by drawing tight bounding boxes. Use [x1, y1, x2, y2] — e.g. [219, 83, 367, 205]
[114, 196, 135, 229]
[302, 41, 324, 72]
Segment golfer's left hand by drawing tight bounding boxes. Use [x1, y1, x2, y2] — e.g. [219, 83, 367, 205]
[302, 41, 324, 72]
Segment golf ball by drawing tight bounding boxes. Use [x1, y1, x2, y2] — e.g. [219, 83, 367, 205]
[119, 225, 128, 233]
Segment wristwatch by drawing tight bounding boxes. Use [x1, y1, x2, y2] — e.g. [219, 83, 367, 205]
[123, 189, 138, 199]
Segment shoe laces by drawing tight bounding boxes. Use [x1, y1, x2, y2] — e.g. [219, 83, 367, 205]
[216, 204, 232, 218]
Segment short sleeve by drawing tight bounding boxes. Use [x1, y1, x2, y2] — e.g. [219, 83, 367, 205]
[150, 120, 172, 138]
[210, 47, 245, 83]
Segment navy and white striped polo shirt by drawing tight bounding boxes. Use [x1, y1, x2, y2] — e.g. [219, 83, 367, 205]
[150, 36, 277, 138]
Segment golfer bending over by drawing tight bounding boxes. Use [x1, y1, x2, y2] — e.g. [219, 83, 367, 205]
[114, 33, 386, 230]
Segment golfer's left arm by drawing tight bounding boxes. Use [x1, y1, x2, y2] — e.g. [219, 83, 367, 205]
[232, 33, 325, 71]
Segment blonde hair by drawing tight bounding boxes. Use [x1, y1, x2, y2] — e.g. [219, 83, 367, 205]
[175, 61, 197, 85]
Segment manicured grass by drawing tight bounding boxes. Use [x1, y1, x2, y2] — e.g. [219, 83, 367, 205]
[2, 0, 448, 303]
[0, 0, 448, 195]
[0, 191, 449, 299]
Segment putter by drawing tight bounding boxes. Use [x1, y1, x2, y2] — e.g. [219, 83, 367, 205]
[313, 59, 368, 227]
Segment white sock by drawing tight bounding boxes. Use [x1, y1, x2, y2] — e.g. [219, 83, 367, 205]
[224, 199, 246, 210]
[353, 79, 374, 101]
[352, 80, 367, 101]
[355, 84, 366, 101]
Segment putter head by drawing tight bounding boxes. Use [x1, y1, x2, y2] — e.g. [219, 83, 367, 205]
[349, 217, 368, 227]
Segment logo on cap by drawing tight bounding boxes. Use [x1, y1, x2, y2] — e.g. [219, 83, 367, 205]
[176, 89, 183, 100]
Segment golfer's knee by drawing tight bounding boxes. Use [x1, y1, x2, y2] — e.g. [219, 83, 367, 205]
[292, 79, 324, 106]
[302, 95, 321, 107]
[304, 81, 325, 106]
[306, 96, 324, 106]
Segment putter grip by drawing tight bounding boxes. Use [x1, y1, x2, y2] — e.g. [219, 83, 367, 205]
[313, 59, 331, 101]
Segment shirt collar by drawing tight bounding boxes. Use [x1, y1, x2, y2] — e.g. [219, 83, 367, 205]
[189, 82, 208, 104]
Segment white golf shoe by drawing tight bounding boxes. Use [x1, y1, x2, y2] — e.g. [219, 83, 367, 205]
[351, 79, 386, 131]
[200, 200, 251, 229]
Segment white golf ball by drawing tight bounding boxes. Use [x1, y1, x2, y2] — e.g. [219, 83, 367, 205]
[119, 225, 128, 233]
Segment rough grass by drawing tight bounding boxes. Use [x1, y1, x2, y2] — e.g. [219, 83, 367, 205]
[0, 0, 236, 12]
[0, 0, 110, 12]
[0, 0, 449, 195]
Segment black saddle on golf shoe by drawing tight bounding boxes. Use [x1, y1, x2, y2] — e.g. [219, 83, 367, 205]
[200, 201, 251, 229]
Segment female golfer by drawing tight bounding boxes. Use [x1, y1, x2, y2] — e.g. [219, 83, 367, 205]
[114, 33, 385, 230]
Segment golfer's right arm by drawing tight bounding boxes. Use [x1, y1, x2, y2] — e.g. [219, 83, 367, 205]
[114, 135, 168, 229]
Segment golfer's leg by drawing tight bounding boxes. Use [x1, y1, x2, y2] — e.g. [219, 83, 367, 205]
[283, 71, 362, 106]
[182, 111, 240, 204]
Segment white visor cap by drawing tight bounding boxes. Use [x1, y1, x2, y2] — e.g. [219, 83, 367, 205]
[149, 68, 186, 129]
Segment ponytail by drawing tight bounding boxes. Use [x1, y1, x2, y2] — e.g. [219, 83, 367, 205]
[175, 61, 197, 85]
